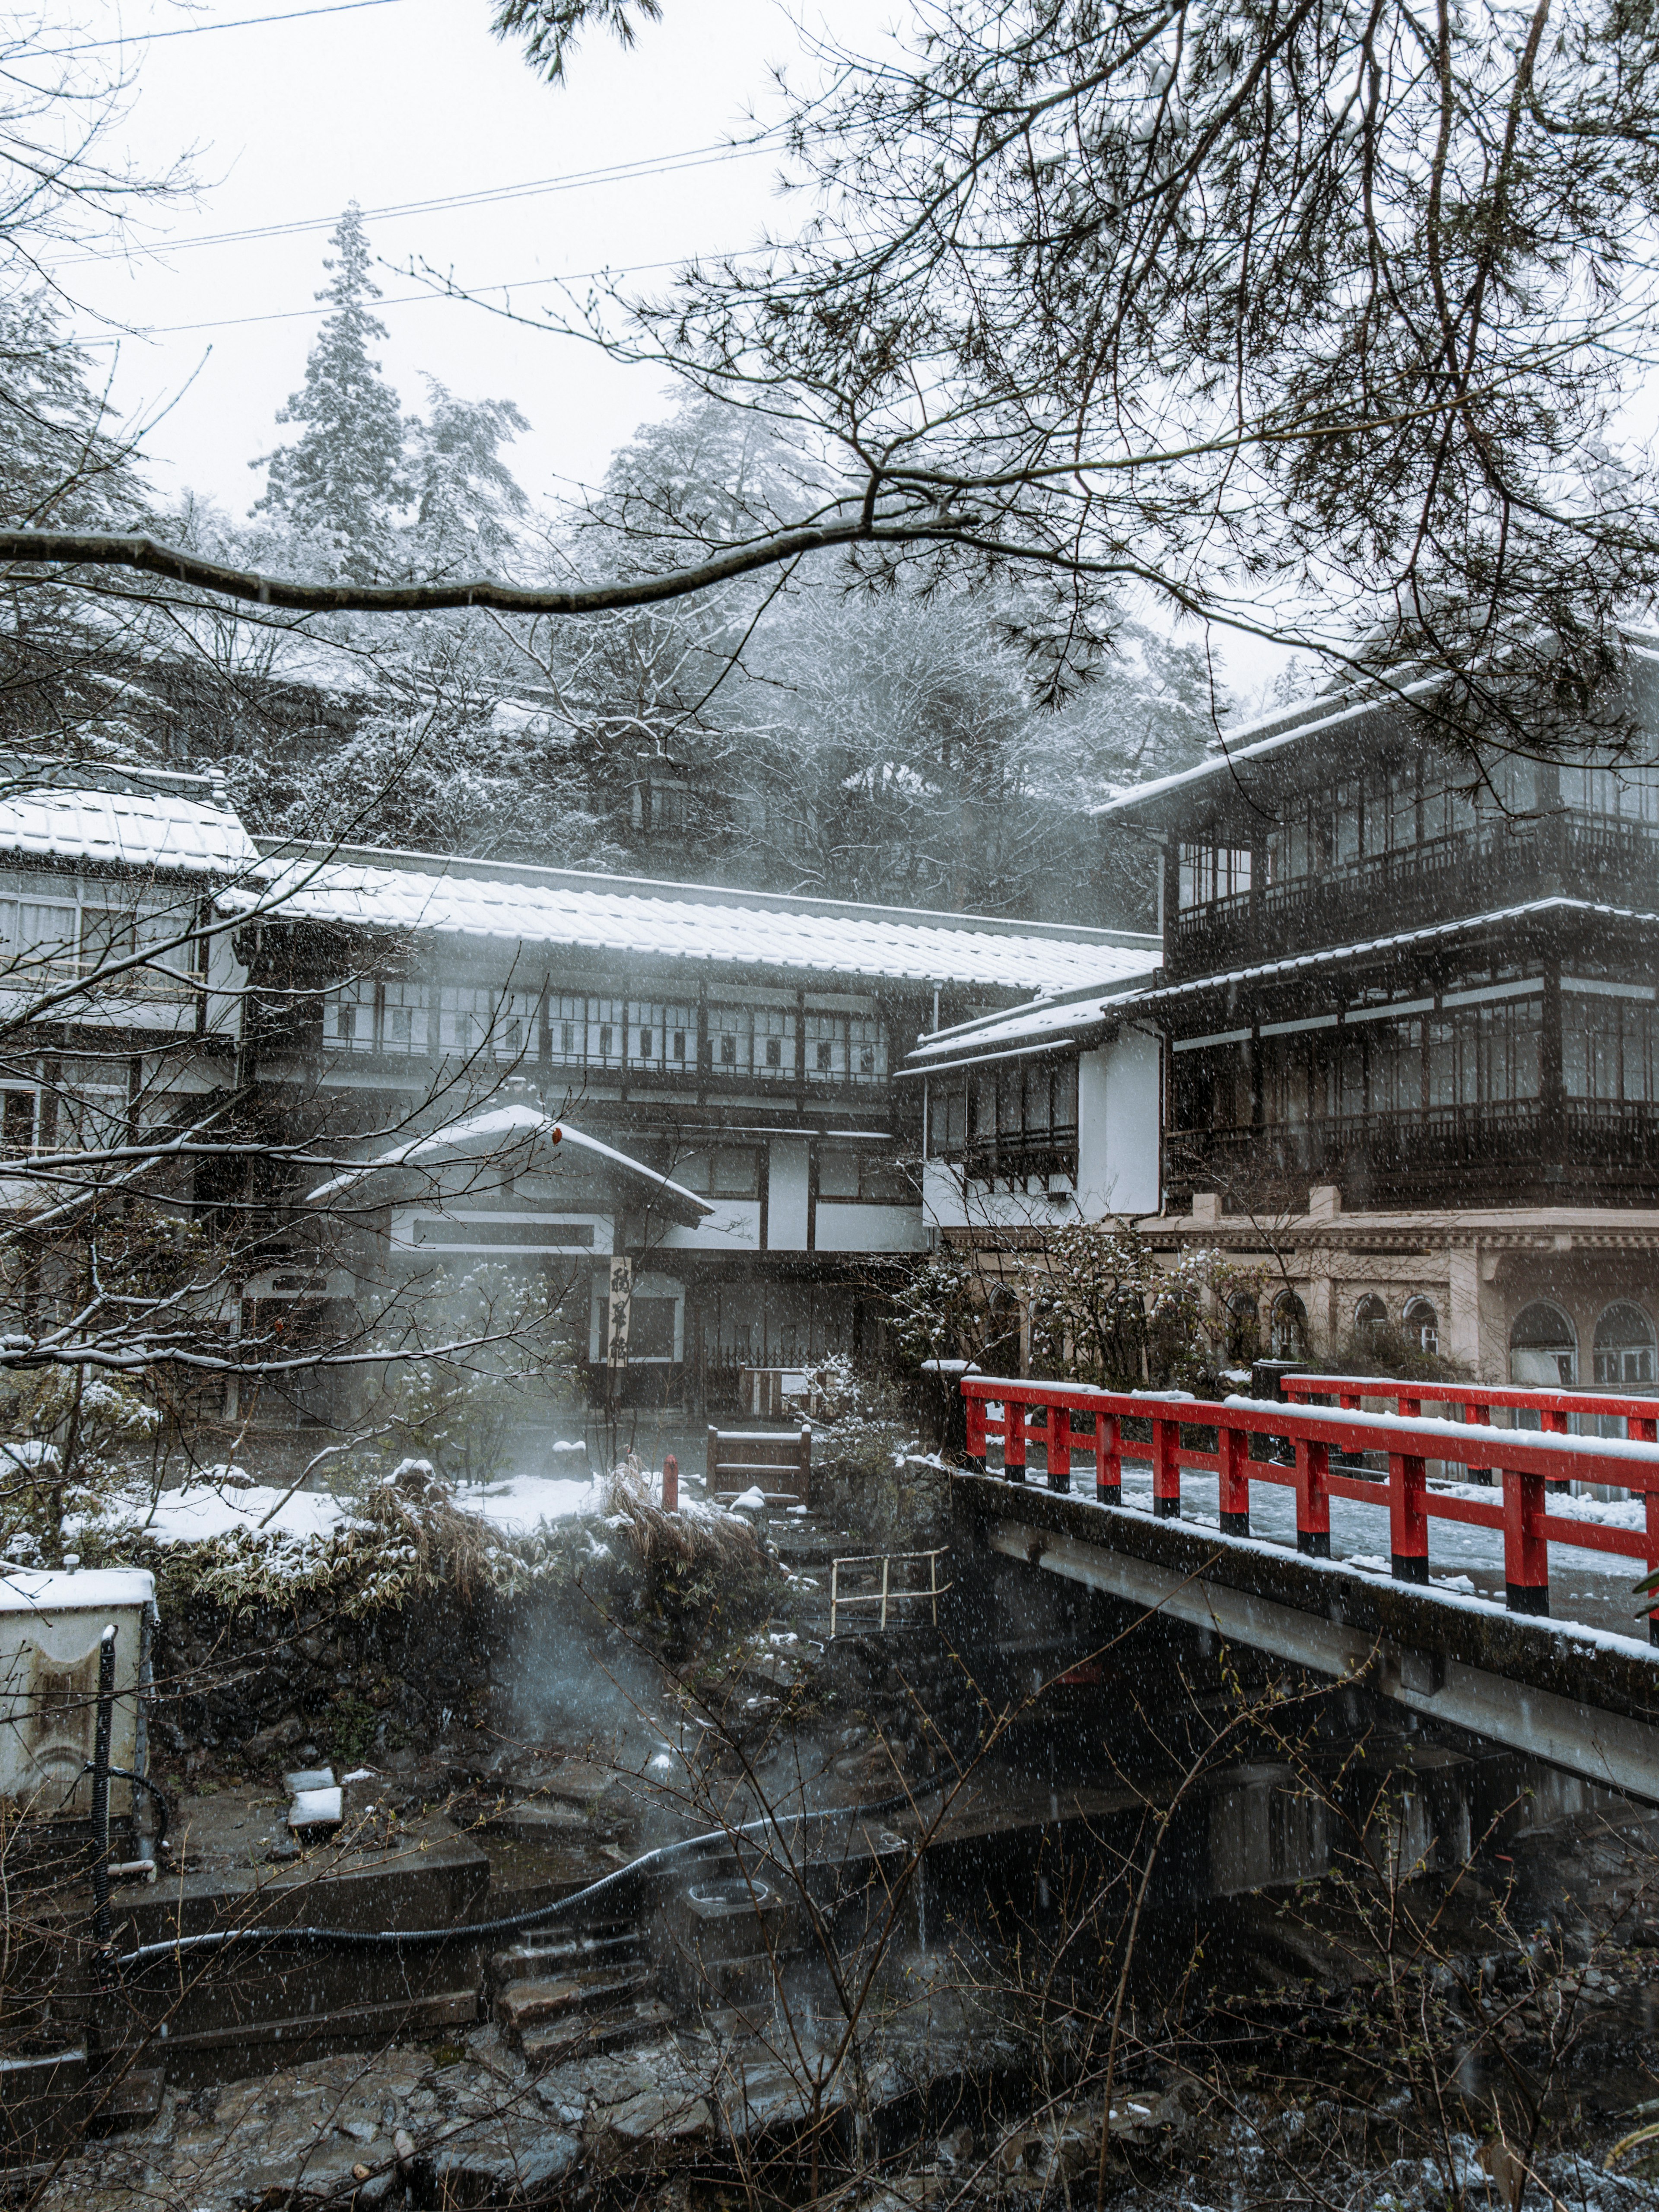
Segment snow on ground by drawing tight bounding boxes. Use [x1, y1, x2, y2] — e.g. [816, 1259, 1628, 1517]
[87, 1445, 607, 1550]
[451, 1471, 604, 1531]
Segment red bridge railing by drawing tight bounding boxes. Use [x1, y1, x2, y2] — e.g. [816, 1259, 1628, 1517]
[1282, 1373, 1659, 1461]
[958, 1372, 1659, 1642]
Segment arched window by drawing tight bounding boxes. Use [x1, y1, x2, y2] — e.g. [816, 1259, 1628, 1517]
[1594, 1302, 1656, 1388]
[1355, 1294, 1389, 1339]
[1404, 1296, 1440, 1356]
[1510, 1301, 1577, 1388]
[1225, 1291, 1260, 1366]
[1271, 1290, 1308, 1361]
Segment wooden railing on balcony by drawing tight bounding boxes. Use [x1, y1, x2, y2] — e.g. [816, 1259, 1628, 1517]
[1169, 1097, 1659, 1201]
[1169, 813, 1659, 977]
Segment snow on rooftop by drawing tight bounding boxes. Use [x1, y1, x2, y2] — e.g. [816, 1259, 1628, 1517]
[0, 780, 260, 877]
[1138, 896, 1659, 1001]
[1094, 672, 1443, 818]
[903, 985, 1149, 1069]
[305, 1101, 711, 1219]
[237, 853, 1156, 993]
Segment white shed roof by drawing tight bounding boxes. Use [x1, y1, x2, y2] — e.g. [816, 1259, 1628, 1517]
[0, 775, 259, 878]
[239, 847, 1160, 994]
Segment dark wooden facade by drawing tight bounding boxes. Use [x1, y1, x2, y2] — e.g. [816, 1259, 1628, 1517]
[1102, 675, 1659, 1212]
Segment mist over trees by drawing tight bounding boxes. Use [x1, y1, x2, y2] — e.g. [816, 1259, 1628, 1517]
[0, 173, 1216, 921]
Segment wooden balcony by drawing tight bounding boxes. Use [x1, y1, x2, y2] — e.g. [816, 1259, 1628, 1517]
[950, 1127, 1080, 1184]
[1168, 815, 1659, 978]
[1167, 1098, 1659, 1207]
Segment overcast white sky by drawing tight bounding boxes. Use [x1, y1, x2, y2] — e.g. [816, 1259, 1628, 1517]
[49, 0, 1288, 700]
[58, 0, 852, 512]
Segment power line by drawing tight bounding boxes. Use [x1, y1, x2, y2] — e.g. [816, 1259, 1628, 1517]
[52, 137, 782, 266]
[40, 0, 407, 57]
[73, 249, 756, 345]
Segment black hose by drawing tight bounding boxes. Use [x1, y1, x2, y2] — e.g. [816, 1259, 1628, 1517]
[91, 1626, 116, 1948]
[113, 1785, 938, 1973]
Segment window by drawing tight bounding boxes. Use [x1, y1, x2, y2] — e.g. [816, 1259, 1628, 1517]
[56, 1082, 128, 1152]
[1594, 1302, 1656, 1386]
[0, 898, 78, 977]
[674, 1147, 760, 1199]
[381, 982, 427, 1054]
[0, 1089, 34, 1155]
[324, 980, 377, 1052]
[1271, 1291, 1308, 1361]
[628, 1298, 679, 1359]
[1510, 1301, 1577, 1387]
[1177, 844, 1252, 909]
[1560, 760, 1659, 827]
[928, 1081, 968, 1154]
[1226, 1292, 1261, 1365]
[1355, 1294, 1389, 1339]
[1403, 1295, 1440, 1355]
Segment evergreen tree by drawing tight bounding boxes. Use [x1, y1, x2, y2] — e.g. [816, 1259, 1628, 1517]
[407, 379, 531, 576]
[254, 204, 406, 577]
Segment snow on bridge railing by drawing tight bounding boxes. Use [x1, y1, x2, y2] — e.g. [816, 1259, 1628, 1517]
[1281, 1372, 1659, 1454]
[955, 1372, 1659, 1640]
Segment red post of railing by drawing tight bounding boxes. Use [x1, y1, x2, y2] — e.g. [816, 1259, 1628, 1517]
[1151, 1416, 1181, 1518]
[1295, 1435, 1331, 1556]
[1637, 1416, 1659, 1645]
[1463, 1400, 1494, 1486]
[965, 1392, 987, 1474]
[1049, 1407, 1071, 1494]
[1502, 1464, 1549, 1614]
[1095, 1411, 1121, 1505]
[1219, 1424, 1249, 1537]
[1004, 1395, 1027, 1484]
[1388, 1450, 1428, 1583]
[1541, 1407, 1572, 1493]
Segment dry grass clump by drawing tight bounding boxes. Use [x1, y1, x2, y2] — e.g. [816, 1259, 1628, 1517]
[603, 1454, 766, 1574]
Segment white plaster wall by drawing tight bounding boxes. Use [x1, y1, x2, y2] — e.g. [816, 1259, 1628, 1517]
[922, 1159, 1076, 1235]
[767, 1136, 810, 1251]
[1077, 1031, 1162, 1219]
[815, 1201, 927, 1253]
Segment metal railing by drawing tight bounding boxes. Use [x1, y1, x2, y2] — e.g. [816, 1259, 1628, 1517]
[958, 1371, 1659, 1638]
[830, 1547, 951, 1637]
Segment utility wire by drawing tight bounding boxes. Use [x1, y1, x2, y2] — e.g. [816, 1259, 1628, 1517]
[73, 247, 755, 344]
[52, 138, 782, 266]
[40, 0, 407, 57]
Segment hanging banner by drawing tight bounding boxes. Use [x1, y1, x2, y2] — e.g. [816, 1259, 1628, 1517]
[606, 1257, 633, 1370]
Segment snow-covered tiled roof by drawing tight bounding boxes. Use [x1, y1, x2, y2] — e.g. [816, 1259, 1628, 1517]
[1093, 674, 1440, 821]
[238, 846, 1161, 994]
[1136, 897, 1659, 1002]
[0, 771, 259, 877]
[901, 983, 1149, 1071]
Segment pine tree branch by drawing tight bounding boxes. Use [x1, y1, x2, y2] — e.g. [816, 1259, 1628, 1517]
[0, 519, 973, 614]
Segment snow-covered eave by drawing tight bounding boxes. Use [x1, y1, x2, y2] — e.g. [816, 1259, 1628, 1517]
[1136, 896, 1659, 1004]
[245, 837, 1160, 949]
[901, 981, 1157, 1073]
[305, 1106, 712, 1225]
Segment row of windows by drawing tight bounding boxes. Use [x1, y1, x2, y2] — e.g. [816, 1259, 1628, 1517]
[926, 1057, 1081, 1154]
[1184, 991, 1659, 1127]
[1511, 1298, 1657, 1387]
[1231, 1292, 1655, 1382]
[1182, 999, 1546, 1128]
[323, 983, 888, 1082]
[0, 895, 206, 980]
[1175, 754, 1659, 912]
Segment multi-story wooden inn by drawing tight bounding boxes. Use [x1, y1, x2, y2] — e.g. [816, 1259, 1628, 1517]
[910, 658, 1659, 1388]
[228, 838, 1158, 1407]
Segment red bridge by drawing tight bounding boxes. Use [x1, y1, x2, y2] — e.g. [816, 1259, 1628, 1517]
[952, 1370, 1659, 1800]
